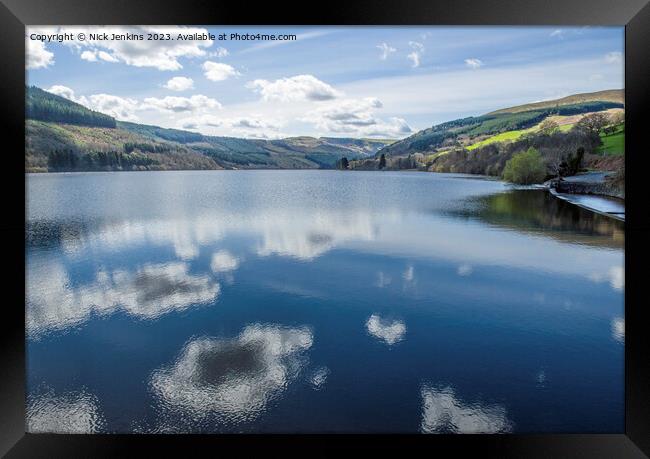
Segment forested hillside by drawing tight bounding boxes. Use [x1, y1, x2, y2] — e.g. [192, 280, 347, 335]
[26, 86, 116, 128]
[377, 100, 623, 158]
[347, 90, 624, 188]
[25, 86, 393, 172]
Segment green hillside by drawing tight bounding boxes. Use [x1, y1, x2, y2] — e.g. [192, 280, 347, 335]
[378, 97, 623, 158]
[26, 86, 116, 128]
[25, 86, 393, 172]
[596, 124, 625, 155]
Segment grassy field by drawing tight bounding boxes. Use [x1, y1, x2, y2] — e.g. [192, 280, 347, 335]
[465, 109, 624, 152]
[596, 124, 624, 156]
[465, 122, 574, 151]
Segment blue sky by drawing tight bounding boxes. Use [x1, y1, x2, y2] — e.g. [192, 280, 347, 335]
[26, 26, 624, 139]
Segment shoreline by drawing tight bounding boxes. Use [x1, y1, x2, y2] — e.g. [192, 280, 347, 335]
[548, 187, 625, 221]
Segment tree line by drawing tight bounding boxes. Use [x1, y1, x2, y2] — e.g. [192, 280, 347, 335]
[48, 149, 156, 171]
[26, 86, 116, 128]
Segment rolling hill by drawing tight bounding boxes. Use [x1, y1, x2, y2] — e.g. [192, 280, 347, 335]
[25, 86, 394, 172]
[486, 89, 623, 115]
[376, 91, 623, 159]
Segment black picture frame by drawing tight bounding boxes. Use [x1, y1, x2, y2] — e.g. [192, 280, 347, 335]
[2, 0, 649, 456]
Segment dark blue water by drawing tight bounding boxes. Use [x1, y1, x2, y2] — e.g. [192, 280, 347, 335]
[26, 170, 624, 433]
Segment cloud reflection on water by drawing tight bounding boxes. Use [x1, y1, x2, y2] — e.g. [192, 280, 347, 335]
[611, 317, 625, 343]
[148, 324, 313, 431]
[27, 386, 106, 433]
[366, 314, 406, 346]
[27, 260, 220, 337]
[420, 385, 512, 434]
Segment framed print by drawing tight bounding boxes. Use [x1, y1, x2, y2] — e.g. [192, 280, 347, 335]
[1, 0, 649, 456]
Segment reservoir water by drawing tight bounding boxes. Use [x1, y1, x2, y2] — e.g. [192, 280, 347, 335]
[25, 170, 624, 433]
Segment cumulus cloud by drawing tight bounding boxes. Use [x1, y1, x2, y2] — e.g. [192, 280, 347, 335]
[143, 94, 221, 113]
[80, 50, 97, 62]
[301, 97, 411, 138]
[149, 324, 313, 427]
[164, 76, 194, 91]
[31, 26, 214, 70]
[366, 314, 406, 345]
[88, 93, 140, 120]
[407, 41, 424, 68]
[209, 47, 229, 58]
[45, 85, 140, 121]
[377, 42, 396, 60]
[604, 52, 623, 64]
[247, 74, 342, 102]
[179, 114, 281, 138]
[421, 385, 512, 433]
[47, 85, 84, 104]
[27, 386, 105, 433]
[202, 61, 240, 81]
[26, 39, 54, 69]
[465, 58, 483, 69]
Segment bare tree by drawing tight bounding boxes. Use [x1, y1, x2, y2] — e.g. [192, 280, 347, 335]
[539, 119, 560, 136]
[575, 112, 609, 135]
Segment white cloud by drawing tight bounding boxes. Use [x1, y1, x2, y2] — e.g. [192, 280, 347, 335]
[366, 314, 406, 345]
[202, 61, 240, 81]
[78, 49, 118, 63]
[179, 115, 282, 138]
[45, 85, 144, 121]
[88, 93, 140, 121]
[604, 52, 623, 64]
[80, 50, 97, 62]
[550, 29, 564, 38]
[47, 85, 84, 103]
[464, 58, 483, 69]
[29, 26, 214, 71]
[26, 39, 54, 69]
[407, 41, 424, 68]
[377, 42, 396, 60]
[421, 385, 512, 433]
[98, 50, 119, 62]
[247, 74, 342, 102]
[142, 95, 221, 113]
[209, 47, 229, 58]
[301, 96, 411, 138]
[163, 76, 195, 91]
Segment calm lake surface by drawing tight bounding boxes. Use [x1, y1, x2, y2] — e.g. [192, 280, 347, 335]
[26, 170, 624, 433]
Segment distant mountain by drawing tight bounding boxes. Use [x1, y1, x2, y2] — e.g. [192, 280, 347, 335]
[25, 86, 394, 172]
[485, 89, 624, 115]
[377, 90, 623, 159]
